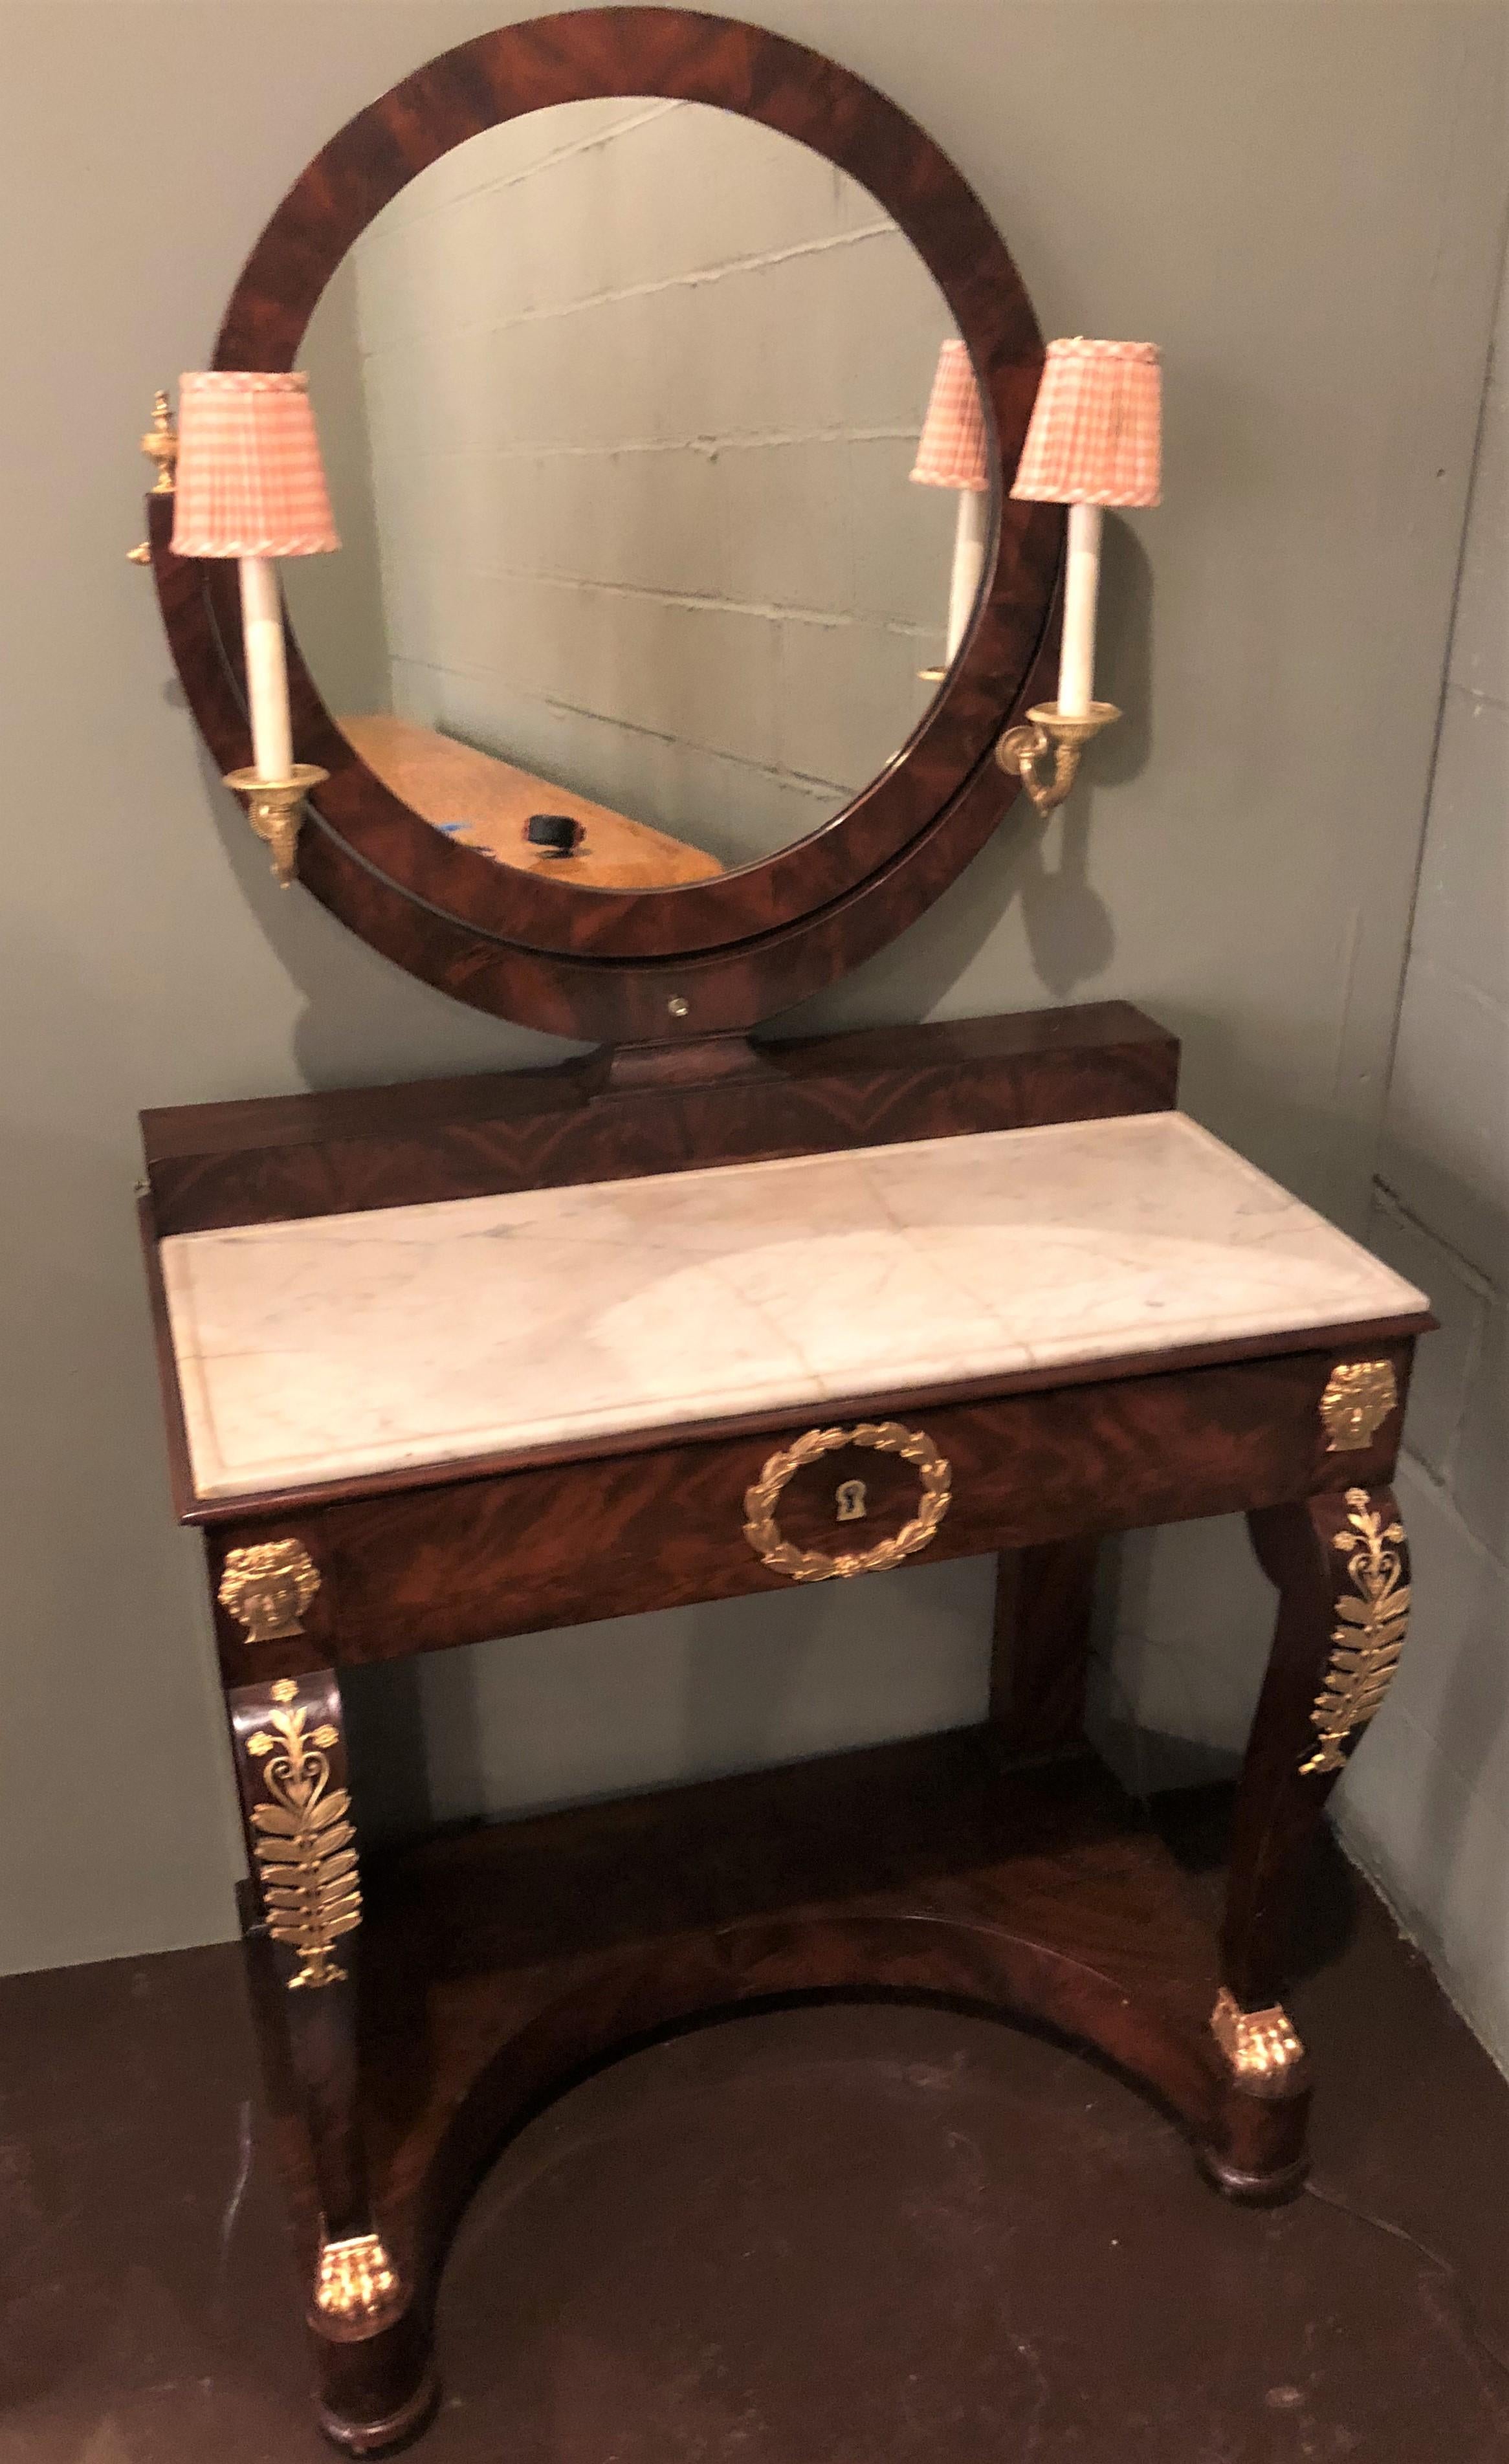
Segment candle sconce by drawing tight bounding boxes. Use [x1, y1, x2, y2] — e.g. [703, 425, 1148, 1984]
[1000, 338, 1159, 820]
[129, 379, 338, 884]
[997, 700, 1120, 814]
[127, 391, 178, 562]
[223, 765, 330, 888]
[168, 371, 341, 886]
[910, 340, 991, 674]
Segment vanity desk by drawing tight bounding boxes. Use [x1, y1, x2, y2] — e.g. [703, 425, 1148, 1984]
[139, 1005, 1427, 2447]
[133, 9, 1431, 2450]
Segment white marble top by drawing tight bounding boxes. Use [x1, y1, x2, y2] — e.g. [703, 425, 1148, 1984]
[160, 1111, 1426, 1503]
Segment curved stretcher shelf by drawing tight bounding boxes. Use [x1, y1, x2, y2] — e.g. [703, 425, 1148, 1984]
[244, 1732, 1309, 2447]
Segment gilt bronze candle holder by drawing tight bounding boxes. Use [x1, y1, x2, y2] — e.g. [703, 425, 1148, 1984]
[996, 701, 1120, 814]
[223, 765, 329, 887]
[127, 391, 178, 562]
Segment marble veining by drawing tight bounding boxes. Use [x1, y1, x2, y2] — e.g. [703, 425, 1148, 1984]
[160, 1112, 1427, 1502]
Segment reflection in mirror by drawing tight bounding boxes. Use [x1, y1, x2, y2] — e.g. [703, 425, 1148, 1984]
[283, 99, 990, 890]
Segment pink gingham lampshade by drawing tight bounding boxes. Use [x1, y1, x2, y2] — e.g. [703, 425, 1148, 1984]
[910, 339, 989, 493]
[1011, 338, 1161, 508]
[171, 371, 340, 557]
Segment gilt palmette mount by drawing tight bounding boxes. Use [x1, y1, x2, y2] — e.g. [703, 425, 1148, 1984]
[1301, 1490, 1410, 1776]
[245, 1681, 361, 1987]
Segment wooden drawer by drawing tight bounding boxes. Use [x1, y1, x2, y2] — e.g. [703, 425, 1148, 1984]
[206, 1335, 1414, 1684]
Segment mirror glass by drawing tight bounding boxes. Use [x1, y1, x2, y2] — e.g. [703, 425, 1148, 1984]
[283, 99, 991, 892]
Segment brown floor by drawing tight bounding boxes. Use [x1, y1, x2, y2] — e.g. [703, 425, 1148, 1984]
[2, 1797, 1508, 2463]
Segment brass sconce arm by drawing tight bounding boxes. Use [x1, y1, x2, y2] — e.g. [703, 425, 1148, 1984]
[996, 701, 1120, 815]
[127, 389, 178, 562]
[223, 765, 329, 888]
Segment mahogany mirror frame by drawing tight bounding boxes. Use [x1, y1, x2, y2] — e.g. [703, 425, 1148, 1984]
[149, 5, 1063, 1046]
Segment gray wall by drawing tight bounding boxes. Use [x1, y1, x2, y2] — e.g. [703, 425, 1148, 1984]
[301, 96, 953, 869]
[0, 0, 1504, 1977]
[1341, 238, 1509, 2069]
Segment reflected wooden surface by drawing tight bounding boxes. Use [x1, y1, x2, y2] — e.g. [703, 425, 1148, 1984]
[340, 714, 723, 889]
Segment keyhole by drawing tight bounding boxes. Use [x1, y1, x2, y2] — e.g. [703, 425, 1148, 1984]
[835, 1479, 868, 1524]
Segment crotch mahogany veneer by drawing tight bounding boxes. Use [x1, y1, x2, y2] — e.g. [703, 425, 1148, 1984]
[138, 1006, 1431, 2454]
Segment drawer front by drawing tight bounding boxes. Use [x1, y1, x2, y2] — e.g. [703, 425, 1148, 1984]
[207, 1337, 1414, 1681]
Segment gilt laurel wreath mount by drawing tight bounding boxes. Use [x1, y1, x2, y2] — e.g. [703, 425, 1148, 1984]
[743, 1420, 951, 1583]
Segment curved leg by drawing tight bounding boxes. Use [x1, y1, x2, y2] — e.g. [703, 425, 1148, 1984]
[1199, 1487, 1409, 2200]
[229, 1671, 437, 2452]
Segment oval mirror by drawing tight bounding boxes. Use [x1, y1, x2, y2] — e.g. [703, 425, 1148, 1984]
[281, 98, 989, 893]
[158, 8, 1057, 1037]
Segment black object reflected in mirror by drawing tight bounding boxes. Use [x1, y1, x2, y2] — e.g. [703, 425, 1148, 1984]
[525, 813, 585, 858]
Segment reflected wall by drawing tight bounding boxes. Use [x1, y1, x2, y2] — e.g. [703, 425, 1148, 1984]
[292, 98, 963, 873]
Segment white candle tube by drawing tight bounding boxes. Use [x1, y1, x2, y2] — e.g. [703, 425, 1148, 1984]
[945, 487, 989, 664]
[238, 553, 294, 782]
[1057, 499, 1103, 718]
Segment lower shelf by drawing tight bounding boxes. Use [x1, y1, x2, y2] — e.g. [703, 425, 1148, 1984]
[262, 1730, 1298, 2280]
